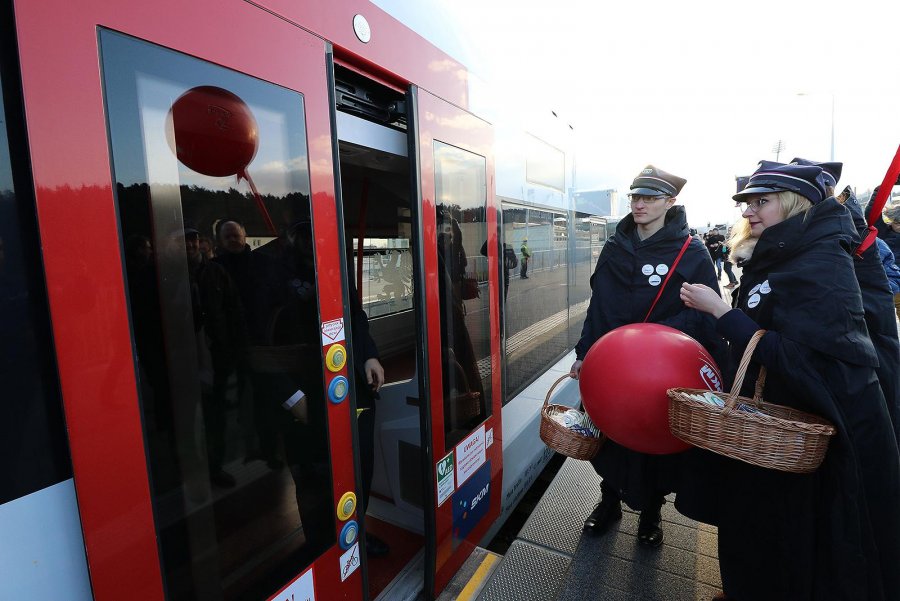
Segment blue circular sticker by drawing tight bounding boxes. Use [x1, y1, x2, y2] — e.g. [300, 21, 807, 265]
[340, 520, 359, 549]
[328, 376, 350, 404]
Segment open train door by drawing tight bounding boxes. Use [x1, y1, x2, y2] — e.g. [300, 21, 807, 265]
[412, 88, 503, 597]
[13, 0, 367, 599]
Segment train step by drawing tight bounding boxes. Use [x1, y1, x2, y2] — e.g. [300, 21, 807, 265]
[437, 546, 502, 601]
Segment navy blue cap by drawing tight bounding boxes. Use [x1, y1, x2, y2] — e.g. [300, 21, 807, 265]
[790, 157, 842, 188]
[183, 223, 200, 236]
[629, 165, 686, 197]
[732, 160, 826, 205]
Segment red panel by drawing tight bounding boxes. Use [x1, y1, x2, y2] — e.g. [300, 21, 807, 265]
[13, 0, 360, 599]
[253, 0, 469, 109]
[416, 90, 503, 596]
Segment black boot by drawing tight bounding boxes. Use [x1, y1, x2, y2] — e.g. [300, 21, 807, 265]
[584, 486, 622, 534]
[637, 498, 664, 547]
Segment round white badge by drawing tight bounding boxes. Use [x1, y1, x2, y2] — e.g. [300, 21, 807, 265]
[648, 275, 662, 286]
[749, 284, 761, 296]
[656, 264, 669, 275]
[760, 280, 771, 294]
[642, 264, 654, 275]
[747, 293, 761, 308]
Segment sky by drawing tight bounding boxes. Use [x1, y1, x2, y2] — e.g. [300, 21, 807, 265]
[378, 0, 900, 226]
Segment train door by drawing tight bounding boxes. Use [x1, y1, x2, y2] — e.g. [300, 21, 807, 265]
[413, 89, 503, 597]
[14, 1, 365, 600]
[332, 65, 430, 600]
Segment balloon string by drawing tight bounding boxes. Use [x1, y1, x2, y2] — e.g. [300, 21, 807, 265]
[240, 170, 278, 237]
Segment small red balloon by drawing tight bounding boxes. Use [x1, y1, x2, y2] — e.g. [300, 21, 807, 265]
[166, 85, 259, 177]
[579, 323, 722, 455]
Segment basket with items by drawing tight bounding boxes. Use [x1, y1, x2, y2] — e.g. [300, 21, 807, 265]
[539, 374, 605, 460]
[667, 330, 837, 473]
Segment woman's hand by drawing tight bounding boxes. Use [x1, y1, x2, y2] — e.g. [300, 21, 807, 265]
[680, 283, 731, 319]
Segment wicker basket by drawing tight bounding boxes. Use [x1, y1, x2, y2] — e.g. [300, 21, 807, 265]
[539, 374, 605, 460]
[668, 330, 836, 473]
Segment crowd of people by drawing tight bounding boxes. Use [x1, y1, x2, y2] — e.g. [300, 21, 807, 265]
[570, 161, 900, 601]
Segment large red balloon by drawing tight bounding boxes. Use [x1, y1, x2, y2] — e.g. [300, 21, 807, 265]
[166, 85, 259, 177]
[579, 323, 722, 454]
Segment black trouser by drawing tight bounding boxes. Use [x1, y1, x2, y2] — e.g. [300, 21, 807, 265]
[723, 260, 737, 284]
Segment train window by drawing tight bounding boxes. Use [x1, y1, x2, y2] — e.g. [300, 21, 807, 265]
[501, 204, 570, 399]
[99, 29, 335, 599]
[433, 141, 491, 448]
[0, 63, 71, 506]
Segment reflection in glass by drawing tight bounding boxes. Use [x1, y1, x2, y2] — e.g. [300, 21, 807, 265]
[500, 204, 570, 400]
[101, 30, 333, 599]
[433, 142, 491, 448]
[0, 75, 71, 505]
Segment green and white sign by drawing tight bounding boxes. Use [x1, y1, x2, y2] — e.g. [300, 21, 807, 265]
[436, 450, 455, 507]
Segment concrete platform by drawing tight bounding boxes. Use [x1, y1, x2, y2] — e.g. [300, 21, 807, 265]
[476, 458, 722, 601]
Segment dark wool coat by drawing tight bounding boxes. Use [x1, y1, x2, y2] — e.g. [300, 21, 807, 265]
[842, 193, 900, 444]
[679, 198, 900, 600]
[575, 206, 724, 510]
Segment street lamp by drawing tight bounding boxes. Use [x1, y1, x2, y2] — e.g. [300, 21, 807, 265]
[796, 92, 835, 161]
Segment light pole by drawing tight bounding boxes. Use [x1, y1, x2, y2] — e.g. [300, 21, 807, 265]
[797, 92, 835, 161]
[829, 93, 835, 161]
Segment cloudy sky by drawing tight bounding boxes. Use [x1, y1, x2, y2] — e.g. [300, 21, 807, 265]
[378, 0, 900, 225]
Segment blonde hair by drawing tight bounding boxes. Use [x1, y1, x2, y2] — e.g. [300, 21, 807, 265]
[729, 190, 812, 261]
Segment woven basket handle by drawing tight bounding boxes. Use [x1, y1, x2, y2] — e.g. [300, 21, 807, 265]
[544, 374, 575, 409]
[724, 329, 767, 412]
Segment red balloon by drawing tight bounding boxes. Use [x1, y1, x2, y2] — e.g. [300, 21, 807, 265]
[166, 85, 259, 177]
[579, 323, 722, 454]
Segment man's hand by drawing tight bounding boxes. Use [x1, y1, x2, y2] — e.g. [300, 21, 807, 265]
[365, 358, 385, 392]
[569, 360, 583, 379]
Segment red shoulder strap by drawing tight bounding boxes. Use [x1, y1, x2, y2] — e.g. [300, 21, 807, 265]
[644, 235, 692, 322]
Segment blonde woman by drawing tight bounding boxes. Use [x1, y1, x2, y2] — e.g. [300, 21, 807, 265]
[679, 161, 900, 601]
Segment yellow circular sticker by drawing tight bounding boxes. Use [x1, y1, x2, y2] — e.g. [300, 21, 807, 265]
[337, 491, 357, 521]
[326, 344, 347, 372]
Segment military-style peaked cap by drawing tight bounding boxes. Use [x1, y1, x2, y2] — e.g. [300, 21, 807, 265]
[629, 165, 686, 197]
[733, 160, 826, 205]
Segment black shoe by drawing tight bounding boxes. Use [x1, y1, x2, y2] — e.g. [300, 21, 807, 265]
[583, 497, 622, 533]
[637, 506, 663, 547]
[210, 469, 236, 488]
[365, 533, 390, 557]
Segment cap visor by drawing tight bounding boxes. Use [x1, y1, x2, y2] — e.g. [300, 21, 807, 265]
[629, 187, 669, 197]
[732, 185, 783, 201]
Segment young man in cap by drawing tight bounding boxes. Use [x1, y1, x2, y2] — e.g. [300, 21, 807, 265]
[569, 165, 723, 547]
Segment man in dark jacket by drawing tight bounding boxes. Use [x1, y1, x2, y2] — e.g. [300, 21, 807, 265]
[185, 225, 247, 488]
[569, 165, 724, 547]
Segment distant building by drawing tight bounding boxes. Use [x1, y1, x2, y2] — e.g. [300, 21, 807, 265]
[574, 188, 622, 217]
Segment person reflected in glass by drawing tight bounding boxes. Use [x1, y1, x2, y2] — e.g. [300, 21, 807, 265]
[437, 210, 484, 439]
[680, 161, 900, 600]
[262, 219, 388, 557]
[213, 219, 286, 469]
[569, 165, 723, 548]
[519, 238, 531, 279]
[184, 224, 246, 488]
